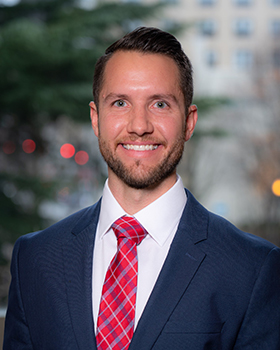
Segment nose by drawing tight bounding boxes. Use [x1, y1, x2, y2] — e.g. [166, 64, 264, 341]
[126, 106, 154, 136]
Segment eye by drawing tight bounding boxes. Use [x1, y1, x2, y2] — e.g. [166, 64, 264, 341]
[154, 101, 167, 109]
[114, 100, 127, 107]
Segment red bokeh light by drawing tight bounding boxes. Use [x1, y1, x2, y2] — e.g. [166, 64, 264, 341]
[75, 151, 89, 165]
[3, 141, 16, 154]
[60, 143, 75, 158]
[22, 139, 36, 154]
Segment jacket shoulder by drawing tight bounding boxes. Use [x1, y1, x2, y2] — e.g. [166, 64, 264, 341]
[16, 199, 101, 248]
[185, 189, 278, 260]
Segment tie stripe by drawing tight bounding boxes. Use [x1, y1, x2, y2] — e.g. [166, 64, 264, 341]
[96, 216, 147, 350]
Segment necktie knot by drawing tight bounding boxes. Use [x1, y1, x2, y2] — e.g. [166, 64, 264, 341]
[112, 215, 147, 246]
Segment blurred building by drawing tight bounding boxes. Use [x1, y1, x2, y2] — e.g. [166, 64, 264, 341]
[169, 0, 280, 99]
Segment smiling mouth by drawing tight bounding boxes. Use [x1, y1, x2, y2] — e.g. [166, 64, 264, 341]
[122, 144, 159, 151]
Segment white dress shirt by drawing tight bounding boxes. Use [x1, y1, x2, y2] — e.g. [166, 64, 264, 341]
[92, 175, 187, 331]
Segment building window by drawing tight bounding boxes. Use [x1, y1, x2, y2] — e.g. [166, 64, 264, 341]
[271, 20, 280, 37]
[198, 0, 217, 6]
[233, 0, 252, 5]
[199, 20, 217, 36]
[270, 0, 280, 6]
[121, 0, 141, 3]
[272, 49, 280, 67]
[234, 50, 253, 69]
[233, 19, 253, 36]
[161, 0, 179, 3]
[205, 50, 218, 67]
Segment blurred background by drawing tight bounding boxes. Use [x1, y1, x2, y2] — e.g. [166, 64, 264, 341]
[0, 0, 279, 327]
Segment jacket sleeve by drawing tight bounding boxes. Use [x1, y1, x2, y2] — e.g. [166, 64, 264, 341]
[3, 237, 34, 349]
[233, 246, 280, 350]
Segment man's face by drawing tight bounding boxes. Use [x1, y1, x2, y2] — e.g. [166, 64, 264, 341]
[90, 51, 197, 190]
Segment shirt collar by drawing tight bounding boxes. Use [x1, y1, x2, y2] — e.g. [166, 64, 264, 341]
[97, 176, 187, 246]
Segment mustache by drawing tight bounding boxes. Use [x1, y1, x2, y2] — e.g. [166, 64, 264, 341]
[116, 135, 166, 145]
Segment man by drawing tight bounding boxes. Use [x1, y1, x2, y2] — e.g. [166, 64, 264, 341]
[3, 27, 280, 349]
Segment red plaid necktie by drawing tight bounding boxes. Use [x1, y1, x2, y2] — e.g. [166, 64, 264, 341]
[96, 216, 147, 350]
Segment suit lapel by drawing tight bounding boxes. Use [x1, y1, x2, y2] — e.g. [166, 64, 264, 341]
[63, 201, 101, 350]
[129, 190, 208, 350]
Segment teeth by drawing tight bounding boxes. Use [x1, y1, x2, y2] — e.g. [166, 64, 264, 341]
[123, 144, 158, 151]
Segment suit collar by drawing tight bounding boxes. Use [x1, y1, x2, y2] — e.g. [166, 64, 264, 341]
[181, 189, 208, 244]
[71, 199, 101, 236]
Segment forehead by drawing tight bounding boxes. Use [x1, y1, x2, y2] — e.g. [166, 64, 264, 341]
[101, 50, 181, 92]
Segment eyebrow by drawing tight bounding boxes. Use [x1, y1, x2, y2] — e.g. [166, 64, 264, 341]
[149, 94, 179, 104]
[103, 93, 129, 103]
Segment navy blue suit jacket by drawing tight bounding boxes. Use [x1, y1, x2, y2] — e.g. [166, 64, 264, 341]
[3, 190, 280, 349]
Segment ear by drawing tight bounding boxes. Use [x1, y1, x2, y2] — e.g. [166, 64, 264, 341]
[89, 101, 99, 137]
[185, 104, 198, 141]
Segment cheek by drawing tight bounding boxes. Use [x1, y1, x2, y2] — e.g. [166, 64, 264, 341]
[99, 116, 124, 140]
[159, 120, 185, 141]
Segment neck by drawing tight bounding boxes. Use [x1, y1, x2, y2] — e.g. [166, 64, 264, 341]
[108, 172, 177, 215]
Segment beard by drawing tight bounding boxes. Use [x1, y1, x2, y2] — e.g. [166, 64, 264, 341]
[98, 132, 186, 190]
